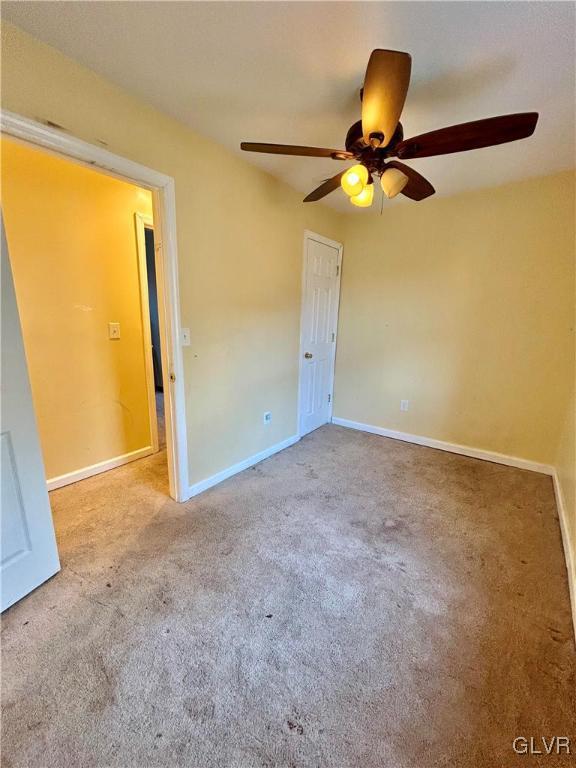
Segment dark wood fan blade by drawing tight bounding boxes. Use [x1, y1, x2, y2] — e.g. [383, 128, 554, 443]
[395, 113, 538, 159]
[241, 142, 353, 159]
[303, 172, 344, 202]
[386, 161, 435, 201]
[362, 49, 411, 148]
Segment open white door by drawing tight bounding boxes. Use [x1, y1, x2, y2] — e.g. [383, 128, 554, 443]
[298, 231, 343, 437]
[1, 217, 60, 611]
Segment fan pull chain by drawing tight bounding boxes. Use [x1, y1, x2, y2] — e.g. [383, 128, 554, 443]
[380, 182, 384, 215]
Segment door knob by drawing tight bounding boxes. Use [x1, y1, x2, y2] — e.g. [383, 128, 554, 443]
[304, 352, 313, 359]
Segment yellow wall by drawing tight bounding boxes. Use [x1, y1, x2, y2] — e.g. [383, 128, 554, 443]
[335, 171, 574, 463]
[0, 22, 344, 486]
[1, 137, 154, 479]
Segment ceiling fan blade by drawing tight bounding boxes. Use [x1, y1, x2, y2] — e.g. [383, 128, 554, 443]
[303, 172, 344, 202]
[395, 113, 538, 159]
[386, 161, 435, 201]
[241, 142, 353, 159]
[362, 49, 411, 148]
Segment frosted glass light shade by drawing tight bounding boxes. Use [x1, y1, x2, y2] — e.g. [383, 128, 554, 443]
[350, 183, 374, 207]
[341, 164, 369, 197]
[381, 167, 409, 199]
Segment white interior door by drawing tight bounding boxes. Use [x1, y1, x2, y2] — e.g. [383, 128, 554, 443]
[1, 217, 60, 611]
[298, 231, 343, 437]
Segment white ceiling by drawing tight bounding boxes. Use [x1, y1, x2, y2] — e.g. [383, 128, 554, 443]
[3, 1, 575, 212]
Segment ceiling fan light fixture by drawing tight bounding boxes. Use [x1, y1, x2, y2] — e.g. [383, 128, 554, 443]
[381, 167, 409, 199]
[241, 47, 538, 207]
[341, 164, 368, 197]
[350, 182, 374, 207]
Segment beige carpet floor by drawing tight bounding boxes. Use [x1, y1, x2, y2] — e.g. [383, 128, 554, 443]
[1, 425, 574, 768]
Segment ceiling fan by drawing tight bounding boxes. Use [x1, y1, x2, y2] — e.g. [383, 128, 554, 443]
[240, 50, 538, 207]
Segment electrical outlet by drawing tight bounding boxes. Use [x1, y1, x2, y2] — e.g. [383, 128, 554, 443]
[108, 322, 121, 340]
[181, 328, 191, 346]
[263, 411, 272, 425]
[400, 399, 409, 412]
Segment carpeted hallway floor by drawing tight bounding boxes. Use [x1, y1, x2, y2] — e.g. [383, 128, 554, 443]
[1, 425, 574, 768]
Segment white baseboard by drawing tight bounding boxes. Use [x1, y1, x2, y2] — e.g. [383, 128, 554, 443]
[46, 446, 154, 491]
[331, 417, 554, 475]
[552, 471, 576, 644]
[188, 434, 300, 498]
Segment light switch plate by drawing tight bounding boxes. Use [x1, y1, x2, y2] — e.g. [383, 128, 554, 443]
[181, 328, 191, 346]
[108, 322, 121, 340]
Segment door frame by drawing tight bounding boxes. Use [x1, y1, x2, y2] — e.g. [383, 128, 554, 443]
[297, 230, 343, 438]
[134, 212, 159, 454]
[0, 110, 189, 502]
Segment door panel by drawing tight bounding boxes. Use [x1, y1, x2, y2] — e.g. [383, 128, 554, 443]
[298, 233, 342, 437]
[1, 432, 33, 566]
[1, 217, 60, 611]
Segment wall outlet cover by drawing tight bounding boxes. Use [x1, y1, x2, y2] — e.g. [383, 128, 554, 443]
[108, 322, 121, 340]
[263, 411, 272, 424]
[400, 399, 409, 412]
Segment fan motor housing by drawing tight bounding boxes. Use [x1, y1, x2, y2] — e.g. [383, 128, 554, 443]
[345, 120, 404, 169]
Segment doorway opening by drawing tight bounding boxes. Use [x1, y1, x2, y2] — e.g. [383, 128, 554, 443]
[1, 110, 188, 502]
[2, 136, 170, 498]
[1, 111, 189, 611]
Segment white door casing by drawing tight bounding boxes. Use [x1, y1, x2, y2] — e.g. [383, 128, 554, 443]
[298, 231, 343, 437]
[1, 217, 60, 611]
